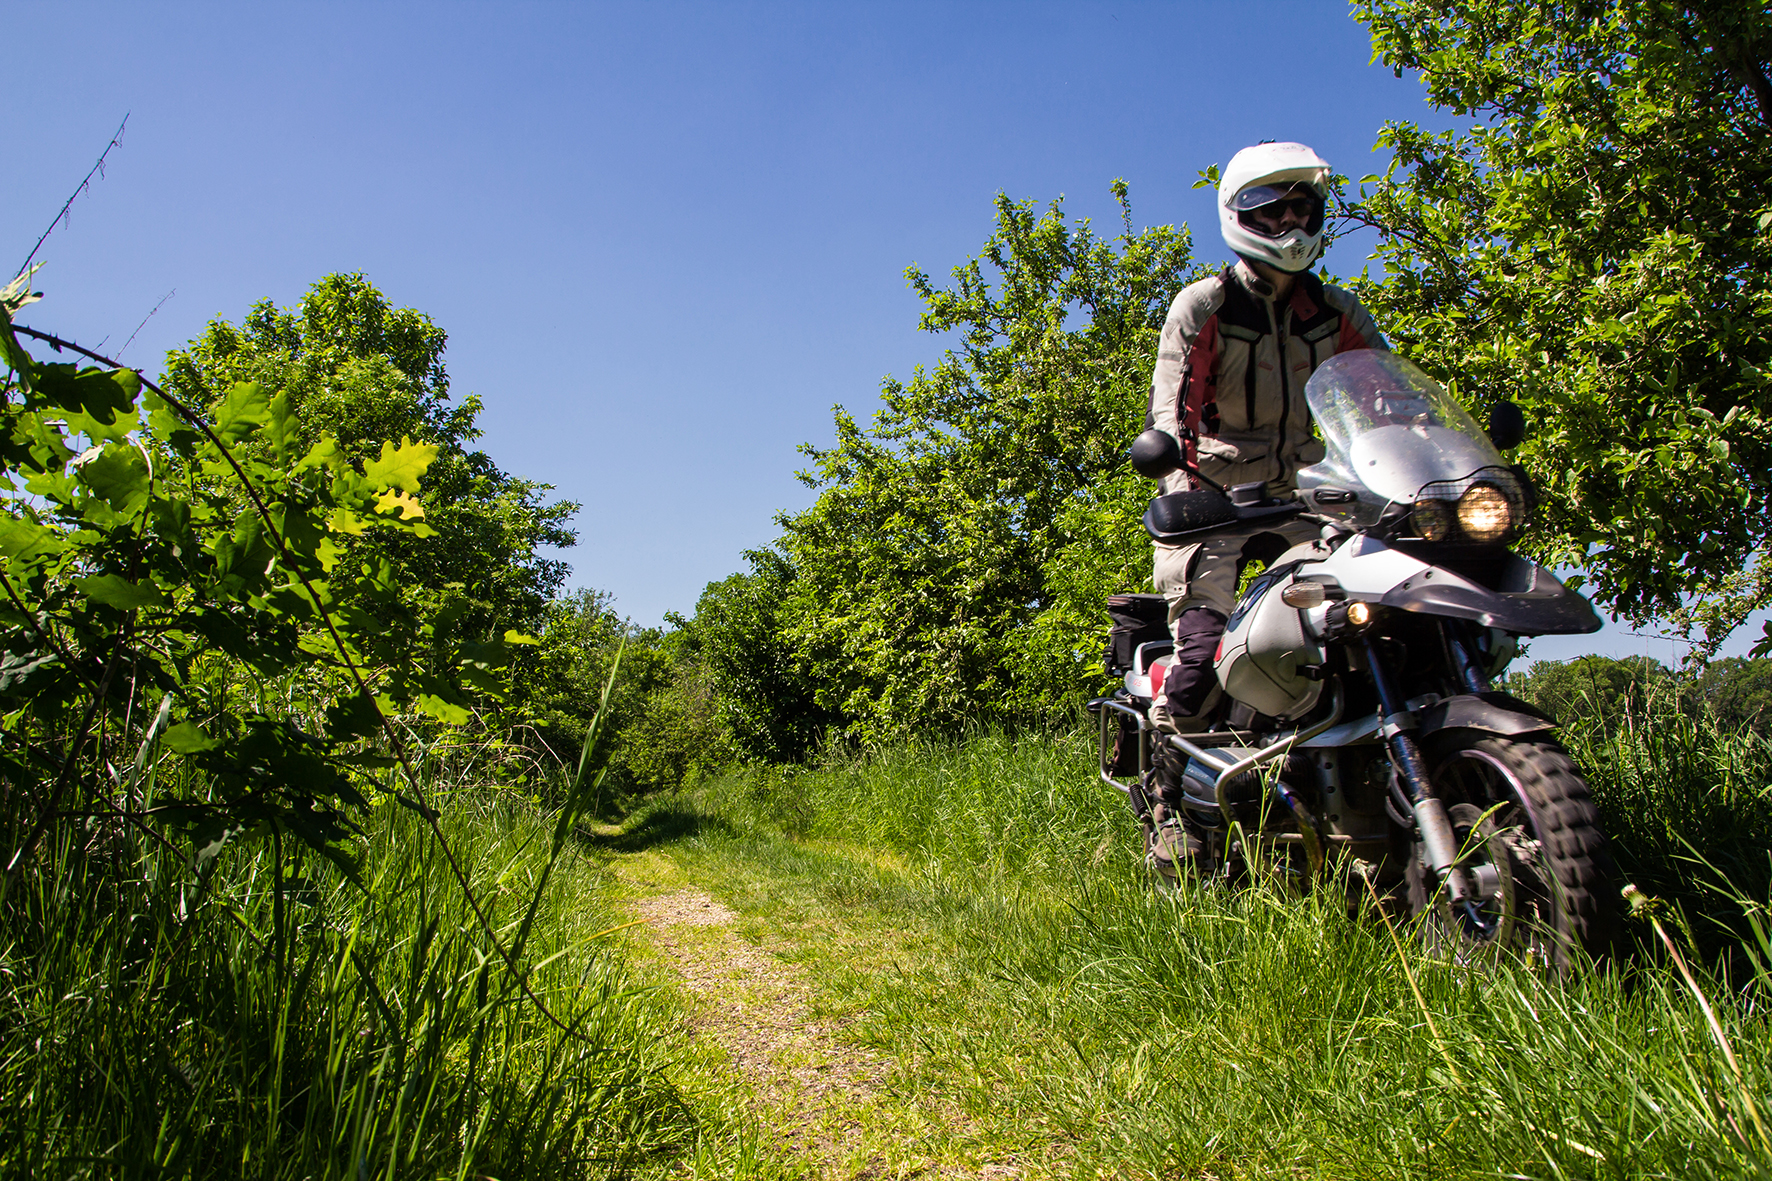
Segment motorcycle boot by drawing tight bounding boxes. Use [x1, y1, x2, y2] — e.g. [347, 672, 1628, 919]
[1145, 744, 1207, 877]
[1146, 801, 1206, 878]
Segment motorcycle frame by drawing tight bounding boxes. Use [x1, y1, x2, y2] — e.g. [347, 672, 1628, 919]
[1089, 619, 1562, 888]
[1163, 679, 1347, 834]
[1090, 682, 1345, 876]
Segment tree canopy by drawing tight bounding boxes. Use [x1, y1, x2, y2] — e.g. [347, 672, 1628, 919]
[687, 550, 836, 764]
[1504, 654, 1676, 727]
[1690, 655, 1772, 733]
[1505, 652, 1772, 734]
[162, 274, 578, 640]
[1350, 0, 1772, 656]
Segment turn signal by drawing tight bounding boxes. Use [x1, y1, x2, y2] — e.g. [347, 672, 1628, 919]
[1281, 581, 1327, 608]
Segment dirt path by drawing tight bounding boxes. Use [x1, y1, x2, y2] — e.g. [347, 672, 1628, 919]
[614, 845, 1031, 1181]
[629, 886, 895, 1168]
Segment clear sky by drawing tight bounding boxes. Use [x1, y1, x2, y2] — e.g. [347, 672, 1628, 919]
[9, 1, 1764, 662]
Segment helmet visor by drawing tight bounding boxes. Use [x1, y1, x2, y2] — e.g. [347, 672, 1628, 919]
[1233, 185, 1326, 238]
[1228, 183, 1324, 212]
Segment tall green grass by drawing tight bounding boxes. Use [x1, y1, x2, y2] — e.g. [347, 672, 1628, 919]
[689, 717, 1772, 1178]
[0, 792, 699, 1179]
[1564, 705, 1772, 965]
[709, 732, 1122, 876]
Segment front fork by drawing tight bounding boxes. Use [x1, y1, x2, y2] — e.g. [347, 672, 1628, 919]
[1363, 636, 1481, 911]
[1445, 619, 1493, 694]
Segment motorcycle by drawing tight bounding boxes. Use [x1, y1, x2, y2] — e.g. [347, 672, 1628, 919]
[1088, 350, 1617, 966]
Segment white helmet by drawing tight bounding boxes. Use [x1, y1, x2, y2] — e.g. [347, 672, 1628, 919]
[1218, 142, 1332, 273]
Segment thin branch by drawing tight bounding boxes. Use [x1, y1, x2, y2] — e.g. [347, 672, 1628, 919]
[15, 115, 129, 281]
[1680, 4, 1772, 130]
[117, 289, 175, 361]
[9, 498, 155, 865]
[6, 646, 122, 871]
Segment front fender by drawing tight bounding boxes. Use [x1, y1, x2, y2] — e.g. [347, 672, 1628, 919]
[1416, 690, 1558, 739]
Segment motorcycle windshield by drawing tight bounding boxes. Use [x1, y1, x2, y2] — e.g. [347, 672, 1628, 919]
[1297, 350, 1508, 512]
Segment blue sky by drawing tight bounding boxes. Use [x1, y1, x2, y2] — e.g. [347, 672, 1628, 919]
[9, 1, 1762, 662]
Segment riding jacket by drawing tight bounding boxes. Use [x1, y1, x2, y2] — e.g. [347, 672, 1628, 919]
[1147, 261, 1387, 497]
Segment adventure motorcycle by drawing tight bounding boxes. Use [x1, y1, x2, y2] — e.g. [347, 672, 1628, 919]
[1088, 350, 1617, 965]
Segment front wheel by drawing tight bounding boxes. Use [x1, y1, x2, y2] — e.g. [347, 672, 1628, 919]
[1406, 732, 1619, 969]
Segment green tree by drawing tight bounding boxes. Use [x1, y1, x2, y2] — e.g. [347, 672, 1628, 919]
[513, 587, 630, 767]
[162, 274, 578, 640]
[768, 184, 1195, 744]
[512, 589, 732, 799]
[1350, 0, 1772, 656]
[606, 627, 734, 796]
[0, 275, 495, 871]
[687, 550, 836, 764]
[1691, 655, 1772, 733]
[1504, 654, 1676, 728]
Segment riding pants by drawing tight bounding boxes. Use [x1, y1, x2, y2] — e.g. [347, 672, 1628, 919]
[1151, 515, 1323, 724]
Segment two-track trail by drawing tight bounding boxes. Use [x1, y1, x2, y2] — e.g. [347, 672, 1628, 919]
[630, 886, 888, 1161]
[598, 815, 1049, 1181]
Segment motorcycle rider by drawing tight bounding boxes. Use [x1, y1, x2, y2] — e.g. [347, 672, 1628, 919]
[1145, 142, 1387, 872]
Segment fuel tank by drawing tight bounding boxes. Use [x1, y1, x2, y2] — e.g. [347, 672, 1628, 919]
[1215, 558, 1326, 721]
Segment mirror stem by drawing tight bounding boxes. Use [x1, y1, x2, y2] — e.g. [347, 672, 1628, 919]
[1185, 461, 1227, 494]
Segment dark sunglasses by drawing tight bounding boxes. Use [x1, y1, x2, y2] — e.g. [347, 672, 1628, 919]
[1250, 196, 1319, 219]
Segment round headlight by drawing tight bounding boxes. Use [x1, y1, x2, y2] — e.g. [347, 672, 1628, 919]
[1411, 498, 1455, 541]
[1457, 483, 1513, 543]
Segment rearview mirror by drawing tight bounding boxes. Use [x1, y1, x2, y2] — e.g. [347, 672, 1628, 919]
[1129, 428, 1183, 479]
[1489, 401, 1527, 450]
